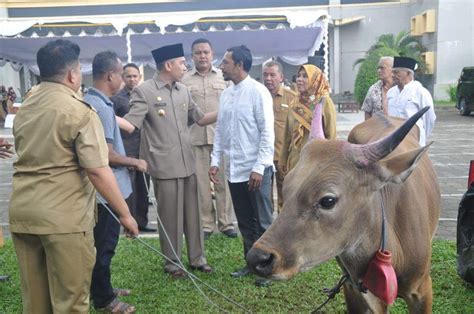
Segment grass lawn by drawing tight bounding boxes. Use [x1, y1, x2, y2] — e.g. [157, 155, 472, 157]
[434, 100, 456, 108]
[1, 236, 473, 313]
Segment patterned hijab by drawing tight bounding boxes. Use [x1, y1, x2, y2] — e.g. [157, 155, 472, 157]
[298, 64, 330, 107]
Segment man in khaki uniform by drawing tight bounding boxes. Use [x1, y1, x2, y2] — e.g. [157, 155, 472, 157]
[8, 39, 138, 313]
[120, 43, 217, 278]
[262, 61, 296, 212]
[111, 63, 155, 232]
[182, 38, 236, 240]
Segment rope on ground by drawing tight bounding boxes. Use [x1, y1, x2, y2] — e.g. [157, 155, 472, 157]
[96, 174, 250, 313]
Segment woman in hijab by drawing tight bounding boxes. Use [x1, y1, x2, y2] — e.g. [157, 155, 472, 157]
[279, 64, 337, 175]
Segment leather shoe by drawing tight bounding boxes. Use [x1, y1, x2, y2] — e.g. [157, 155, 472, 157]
[204, 231, 212, 240]
[139, 226, 157, 232]
[165, 268, 187, 279]
[190, 264, 213, 273]
[222, 229, 238, 238]
[255, 277, 272, 287]
[230, 267, 250, 278]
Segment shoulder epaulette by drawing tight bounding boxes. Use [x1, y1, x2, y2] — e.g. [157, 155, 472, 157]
[72, 95, 97, 112]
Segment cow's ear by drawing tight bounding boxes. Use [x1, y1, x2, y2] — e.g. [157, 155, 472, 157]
[377, 142, 432, 184]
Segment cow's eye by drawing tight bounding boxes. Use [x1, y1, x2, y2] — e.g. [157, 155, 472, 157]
[318, 196, 337, 209]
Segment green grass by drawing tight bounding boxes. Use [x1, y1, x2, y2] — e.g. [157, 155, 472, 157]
[1, 237, 473, 312]
[434, 100, 456, 107]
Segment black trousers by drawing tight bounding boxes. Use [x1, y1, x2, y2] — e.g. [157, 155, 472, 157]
[228, 167, 273, 257]
[90, 203, 121, 308]
[127, 169, 150, 228]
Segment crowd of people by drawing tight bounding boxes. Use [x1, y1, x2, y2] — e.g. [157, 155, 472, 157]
[2, 36, 436, 313]
[0, 86, 17, 121]
[361, 55, 436, 146]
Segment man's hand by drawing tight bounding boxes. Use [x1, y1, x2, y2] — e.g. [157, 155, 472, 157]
[86, 166, 139, 238]
[197, 111, 218, 126]
[116, 116, 136, 134]
[134, 159, 148, 173]
[209, 166, 220, 184]
[0, 138, 13, 159]
[119, 214, 139, 237]
[248, 171, 263, 191]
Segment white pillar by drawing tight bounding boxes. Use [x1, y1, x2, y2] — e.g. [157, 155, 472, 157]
[322, 17, 329, 81]
[23, 68, 32, 93]
[126, 30, 132, 64]
[333, 26, 341, 94]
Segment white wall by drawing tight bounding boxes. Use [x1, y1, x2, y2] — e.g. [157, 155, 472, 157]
[433, 0, 474, 100]
[329, 0, 474, 100]
[329, 2, 410, 94]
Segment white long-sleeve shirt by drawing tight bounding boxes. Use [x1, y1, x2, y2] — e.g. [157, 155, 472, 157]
[387, 80, 436, 146]
[211, 75, 274, 183]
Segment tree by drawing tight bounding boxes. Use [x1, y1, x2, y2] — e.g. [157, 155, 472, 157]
[353, 30, 425, 68]
[353, 30, 426, 105]
[354, 47, 398, 105]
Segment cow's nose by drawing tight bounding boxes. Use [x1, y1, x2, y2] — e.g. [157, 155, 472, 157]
[246, 248, 275, 278]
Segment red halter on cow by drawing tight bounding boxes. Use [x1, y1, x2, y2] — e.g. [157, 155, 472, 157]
[247, 107, 440, 313]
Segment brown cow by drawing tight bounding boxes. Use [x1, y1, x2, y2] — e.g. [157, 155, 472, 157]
[247, 108, 440, 313]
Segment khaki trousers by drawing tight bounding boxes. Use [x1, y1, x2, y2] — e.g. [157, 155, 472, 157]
[273, 161, 285, 213]
[12, 231, 95, 314]
[193, 145, 234, 233]
[153, 174, 207, 272]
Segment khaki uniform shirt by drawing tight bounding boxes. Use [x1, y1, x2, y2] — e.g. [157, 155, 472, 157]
[273, 86, 296, 161]
[9, 82, 109, 234]
[125, 73, 204, 179]
[182, 66, 228, 146]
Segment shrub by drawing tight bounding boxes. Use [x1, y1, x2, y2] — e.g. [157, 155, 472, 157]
[354, 47, 398, 105]
[446, 85, 457, 102]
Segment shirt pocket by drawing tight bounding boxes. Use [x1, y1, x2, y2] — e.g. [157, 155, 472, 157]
[274, 103, 290, 122]
[188, 85, 204, 100]
[149, 143, 172, 154]
[152, 101, 168, 119]
[211, 82, 226, 99]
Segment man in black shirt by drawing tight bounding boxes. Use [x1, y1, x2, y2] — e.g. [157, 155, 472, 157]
[111, 63, 155, 232]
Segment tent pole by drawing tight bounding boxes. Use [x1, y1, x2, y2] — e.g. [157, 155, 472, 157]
[126, 29, 132, 64]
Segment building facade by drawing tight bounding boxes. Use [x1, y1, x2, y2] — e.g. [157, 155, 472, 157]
[328, 0, 474, 99]
[1, 0, 472, 100]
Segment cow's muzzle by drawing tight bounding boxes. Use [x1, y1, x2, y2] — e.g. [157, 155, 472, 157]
[246, 247, 276, 278]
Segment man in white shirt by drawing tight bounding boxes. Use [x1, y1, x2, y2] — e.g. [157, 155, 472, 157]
[387, 56, 436, 146]
[182, 38, 236, 240]
[209, 45, 274, 286]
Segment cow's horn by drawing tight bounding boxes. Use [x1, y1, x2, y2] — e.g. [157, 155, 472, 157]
[349, 106, 430, 166]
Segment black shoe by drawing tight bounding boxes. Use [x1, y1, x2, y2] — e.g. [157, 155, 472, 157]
[222, 229, 238, 238]
[0, 275, 9, 282]
[204, 231, 212, 240]
[230, 267, 250, 278]
[139, 226, 157, 232]
[255, 277, 272, 287]
[165, 268, 187, 279]
[190, 264, 214, 273]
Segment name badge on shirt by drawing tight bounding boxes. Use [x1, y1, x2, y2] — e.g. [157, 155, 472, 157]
[155, 102, 167, 107]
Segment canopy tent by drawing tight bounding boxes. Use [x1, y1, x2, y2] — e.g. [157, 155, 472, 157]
[0, 5, 329, 74]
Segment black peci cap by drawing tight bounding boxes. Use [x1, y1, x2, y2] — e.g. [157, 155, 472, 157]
[393, 56, 418, 71]
[151, 43, 184, 64]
